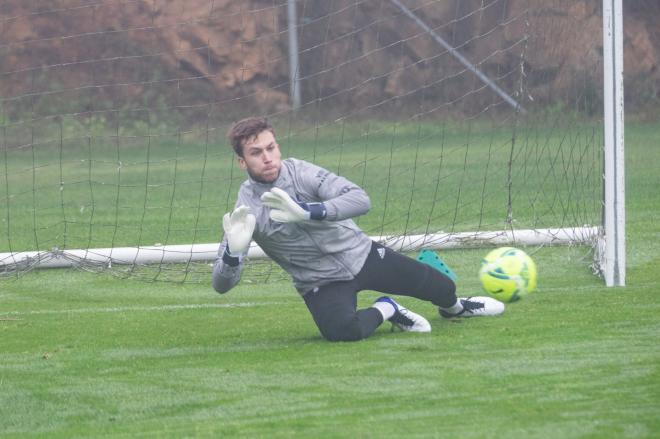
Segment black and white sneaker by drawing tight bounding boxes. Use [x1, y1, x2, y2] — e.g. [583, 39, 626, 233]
[439, 296, 505, 318]
[375, 296, 431, 332]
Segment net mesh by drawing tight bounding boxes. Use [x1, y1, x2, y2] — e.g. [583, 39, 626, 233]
[1, 0, 604, 282]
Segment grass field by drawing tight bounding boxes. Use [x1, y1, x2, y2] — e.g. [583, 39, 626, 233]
[1, 121, 659, 438]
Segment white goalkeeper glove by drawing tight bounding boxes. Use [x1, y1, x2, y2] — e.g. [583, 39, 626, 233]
[222, 205, 256, 256]
[260, 187, 327, 223]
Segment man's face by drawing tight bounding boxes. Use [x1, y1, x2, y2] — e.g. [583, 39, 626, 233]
[238, 130, 282, 183]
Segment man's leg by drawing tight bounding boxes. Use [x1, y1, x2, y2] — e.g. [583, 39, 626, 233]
[357, 242, 505, 317]
[356, 242, 457, 307]
[302, 280, 383, 342]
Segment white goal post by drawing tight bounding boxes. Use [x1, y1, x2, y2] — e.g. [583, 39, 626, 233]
[600, 0, 626, 287]
[0, 227, 599, 270]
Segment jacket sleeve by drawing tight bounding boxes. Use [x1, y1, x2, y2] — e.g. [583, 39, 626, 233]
[296, 160, 371, 221]
[211, 235, 245, 294]
[212, 191, 250, 294]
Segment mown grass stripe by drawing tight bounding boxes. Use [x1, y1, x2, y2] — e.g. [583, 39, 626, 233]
[0, 301, 288, 317]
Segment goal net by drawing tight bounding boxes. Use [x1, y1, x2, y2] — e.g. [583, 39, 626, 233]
[0, 0, 609, 283]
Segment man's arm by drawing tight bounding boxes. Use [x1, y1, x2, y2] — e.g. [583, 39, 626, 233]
[212, 237, 244, 294]
[300, 161, 371, 221]
[260, 160, 371, 224]
[211, 205, 255, 293]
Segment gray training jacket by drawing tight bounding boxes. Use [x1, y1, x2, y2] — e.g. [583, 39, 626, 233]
[212, 158, 373, 295]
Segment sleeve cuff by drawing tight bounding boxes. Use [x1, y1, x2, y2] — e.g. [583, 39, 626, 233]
[222, 248, 241, 267]
[306, 202, 327, 220]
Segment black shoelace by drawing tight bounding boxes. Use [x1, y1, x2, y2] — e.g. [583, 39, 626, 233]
[390, 310, 415, 327]
[461, 297, 485, 313]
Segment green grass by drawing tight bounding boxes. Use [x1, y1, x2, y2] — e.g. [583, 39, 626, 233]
[1, 246, 659, 438]
[1, 121, 659, 437]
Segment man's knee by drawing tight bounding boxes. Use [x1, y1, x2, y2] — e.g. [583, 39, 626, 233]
[318, 315, 366, 342]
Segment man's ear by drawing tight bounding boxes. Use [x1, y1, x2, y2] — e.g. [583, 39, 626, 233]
[237, 156, 247, 170]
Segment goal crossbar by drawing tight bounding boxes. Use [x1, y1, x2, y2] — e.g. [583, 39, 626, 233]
[0, 226, 599, 271]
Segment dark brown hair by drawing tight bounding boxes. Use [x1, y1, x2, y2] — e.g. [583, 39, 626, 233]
[227, 117, 274, 157]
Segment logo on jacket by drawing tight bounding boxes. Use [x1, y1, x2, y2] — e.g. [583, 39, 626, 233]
[377, 247, 386, 259]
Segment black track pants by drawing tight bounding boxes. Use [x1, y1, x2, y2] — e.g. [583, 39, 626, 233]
[302, 241, 457, 342]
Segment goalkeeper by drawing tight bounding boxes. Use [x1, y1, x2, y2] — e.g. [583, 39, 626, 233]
[213, 117, 504, 342]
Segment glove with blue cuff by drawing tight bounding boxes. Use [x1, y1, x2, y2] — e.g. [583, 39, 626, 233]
[261, 187, 327, 223]
[222, 205, 256, 265]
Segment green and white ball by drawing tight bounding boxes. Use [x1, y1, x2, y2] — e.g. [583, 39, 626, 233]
[479, 247, 537, 303]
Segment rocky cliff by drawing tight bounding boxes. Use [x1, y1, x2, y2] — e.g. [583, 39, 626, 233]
[1, 0, 657, 121]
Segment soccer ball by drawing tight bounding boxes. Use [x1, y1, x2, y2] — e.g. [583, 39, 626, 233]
[479, 247, 537, 303]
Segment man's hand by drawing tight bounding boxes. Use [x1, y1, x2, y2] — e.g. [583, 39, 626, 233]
[261, 187, 326, 223]
[222, 205, 256, 255]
